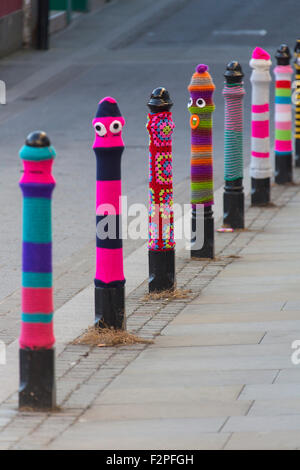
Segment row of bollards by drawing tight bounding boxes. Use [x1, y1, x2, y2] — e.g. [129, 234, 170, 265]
[17, 41, 300, 410]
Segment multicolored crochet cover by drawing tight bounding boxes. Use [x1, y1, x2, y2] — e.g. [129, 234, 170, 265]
[223, 81, 245, 181]
[146, 111, 175, 251]
[19, 137, 56, 350]
[188, 64, 215, 206]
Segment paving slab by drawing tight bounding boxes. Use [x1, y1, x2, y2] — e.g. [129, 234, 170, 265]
[81, 400, 251, 421]
[104, 369, 277, 387]
[238, 383, 300, 401]
[249, 399, 300, 416]
[225, 431, 300, 450]
[47, 418, 228, 450]
[275, 369, 300, 384]
[222, 415, 300, 433]
[94, 383, 243, 405]
[151, 331, 264, 347]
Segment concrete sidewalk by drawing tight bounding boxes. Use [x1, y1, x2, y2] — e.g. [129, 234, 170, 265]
[0, 173, 300, 449]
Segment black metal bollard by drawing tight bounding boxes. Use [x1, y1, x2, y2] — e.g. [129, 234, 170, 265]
[223, 61, 245, 229]
[147, 87, 176, 292]
[37, 0, 49, 50]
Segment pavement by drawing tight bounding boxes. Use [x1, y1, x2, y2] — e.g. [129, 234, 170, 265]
[1, 0, 300, 451]
[0, 173, 300, 450]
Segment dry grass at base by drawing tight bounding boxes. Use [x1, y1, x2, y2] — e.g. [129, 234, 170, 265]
[143, 288, 192, 302]
[72, 326, 154, 347]
[19, 405, 61, 413]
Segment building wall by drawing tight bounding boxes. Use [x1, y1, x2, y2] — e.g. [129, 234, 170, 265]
[0, 0, 23, 58]
[0, 0, 23, 18]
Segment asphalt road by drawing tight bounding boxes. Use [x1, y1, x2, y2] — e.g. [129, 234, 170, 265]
[0, 0, 299, 305]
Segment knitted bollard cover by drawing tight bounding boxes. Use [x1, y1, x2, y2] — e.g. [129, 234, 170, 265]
[147, 111, 175, 251]
[93, 97, 125, 288]
[274, 61, 293, 167]
[294, 40, 300, 152]
[188, 64, 215, 206]
[223, 80, 245, 181]
[250, 47, 272, 180]
[19, 136, 56, 349]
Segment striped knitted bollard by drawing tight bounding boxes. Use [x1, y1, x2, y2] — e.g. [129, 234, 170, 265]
[250, 47, 272, 206]
[223, 61, 245, 229]
[93, 97, 126, 330]
[274, 44, 293, 184]
[19, 131, 56, 410]
[147, 87, 175, 292]
[294, 39, 300, 167]
[188, 64, 215, 259]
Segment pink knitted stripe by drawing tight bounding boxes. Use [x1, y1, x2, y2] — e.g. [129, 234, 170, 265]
[274, 65, 293, 74]
[251, 151, 269, 158]
[252, 120, 269, 138]
[252, 104, 269, 113]
[22, 287, 53, 313]
[276, 121, 292, 130]
[19, 323, 55, 349]
[21, 160, 56, 184]
[95, 247, 124, 283]
[276, 104, 292, 113]
[275, 140, 292, 152]
[96, 180, 121, 215]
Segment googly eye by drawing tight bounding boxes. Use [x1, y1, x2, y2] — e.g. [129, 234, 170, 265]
[94, 122, 107, 137]
[196, 98, 206, 108]
[187, 97, 193, 108]
[110, 120, 123, 134]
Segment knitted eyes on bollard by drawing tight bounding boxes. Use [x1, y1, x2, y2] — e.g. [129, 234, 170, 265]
[93, 119, 124, 139]
[188, 97, 206, 108]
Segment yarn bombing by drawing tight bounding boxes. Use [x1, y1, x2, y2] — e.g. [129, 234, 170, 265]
[93, 97, 125, 288]
[294, 40, 300, 143]
[274, 64, 293, 165]
[223, 80, 245, 181]
[147, 111, 175, 251]
[188, 64, 215, 206]
[19, 134, 56, 349]
[250, 47, 272, 180]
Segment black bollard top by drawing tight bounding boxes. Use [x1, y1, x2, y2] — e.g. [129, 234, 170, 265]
[224, 61, 244, 84]
[294, 39, 300, 66]
[25, 131, 51, 148]
[294, 39, 300, 54]
[275, 44, 291, 65]
[147, 87, 173, 113]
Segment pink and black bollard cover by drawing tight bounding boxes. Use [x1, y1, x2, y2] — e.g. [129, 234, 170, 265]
[92, 97, 126, 329]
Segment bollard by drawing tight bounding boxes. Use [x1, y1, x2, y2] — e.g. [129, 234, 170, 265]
[223, 61, 245, 229]
[19, 131, 56, 410]
[147, 87, 175, 292]
[188, 64, 215, 258]
[250, 47, 272, 206]
[37, 0, 49, 50]
[294, 39, 300, 167]
[92, 97, 126, 329]
[274, 44, 293, 184]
